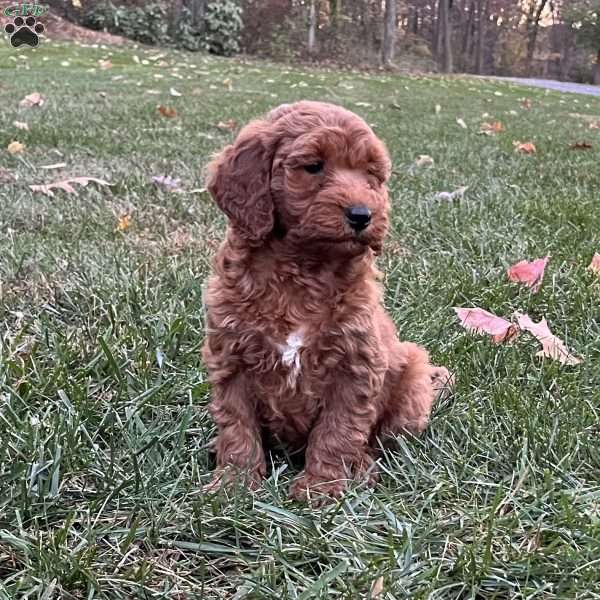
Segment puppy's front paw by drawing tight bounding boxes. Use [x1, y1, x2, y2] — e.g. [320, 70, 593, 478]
[430, 366, 455, 401]
[289, 472, 347, 505]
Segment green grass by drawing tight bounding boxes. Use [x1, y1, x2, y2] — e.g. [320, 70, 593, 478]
[1, 39, 599, 599]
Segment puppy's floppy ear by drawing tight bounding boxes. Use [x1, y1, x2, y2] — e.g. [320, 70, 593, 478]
[207, 119, 275, 243]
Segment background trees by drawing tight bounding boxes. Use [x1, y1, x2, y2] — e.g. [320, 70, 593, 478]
[61, 0, 600, 83]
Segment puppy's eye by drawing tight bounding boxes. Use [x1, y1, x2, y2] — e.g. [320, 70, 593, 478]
[303, 161, 324, 174]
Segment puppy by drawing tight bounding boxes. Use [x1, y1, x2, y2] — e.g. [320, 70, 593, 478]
[202, 101, 451, 501]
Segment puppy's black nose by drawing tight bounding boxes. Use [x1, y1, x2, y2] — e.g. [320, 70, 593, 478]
[345, 206, 371, 232]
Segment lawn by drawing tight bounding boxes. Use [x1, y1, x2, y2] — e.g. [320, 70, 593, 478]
[1, 39, 599, 599]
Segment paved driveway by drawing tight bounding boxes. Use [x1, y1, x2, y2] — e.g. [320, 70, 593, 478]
[484, 76, 600, 97]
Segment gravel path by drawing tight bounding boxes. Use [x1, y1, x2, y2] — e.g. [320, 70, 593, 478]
[484, 76, 600, 97]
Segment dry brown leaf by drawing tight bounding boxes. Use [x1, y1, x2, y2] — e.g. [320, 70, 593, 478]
[14, 121, 29, 130]
[507, 256, 549, 293]
[514, 312, 582, 365]
[19, 92, 44, 108]
[521, 99, 532, 109]
[29, 177, 111, 197]
[222, 78, 233, 91]
[216, 119, 237, 130]
[116, 215, 131, 232]
[589, 121, 600, 130]
[569, 141, 592, 150]
[98, 59, 113, 70]
[514, 141, 536, 154]
[7, 141, 25, 155]
[587, 253, 600, 275]
[454, 307, 519, 344]
[480, 121, 504, 135]
[158, 105, 178, 118]
[370, 576, 384, 598]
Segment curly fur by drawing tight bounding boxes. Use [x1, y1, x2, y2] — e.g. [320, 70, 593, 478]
[203, 101, 450, 501]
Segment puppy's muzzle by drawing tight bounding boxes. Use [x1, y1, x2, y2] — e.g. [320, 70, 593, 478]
[345, 206, 372, 232]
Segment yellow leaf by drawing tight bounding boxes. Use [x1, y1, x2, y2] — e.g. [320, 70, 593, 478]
[7, 141, 25, 154]
[116, 215, 131, 232]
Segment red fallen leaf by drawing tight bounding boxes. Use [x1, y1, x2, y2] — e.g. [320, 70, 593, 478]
[507, 256, 549, 292]
[513, 141, 536, 154]
[569, 141, 592, 150]
[480, 121, 504, 135]
[453, 307, 519, 344]
[158, 105, 178, 118]
[588, 253, 600, 275]
[513, 312, 582, 365]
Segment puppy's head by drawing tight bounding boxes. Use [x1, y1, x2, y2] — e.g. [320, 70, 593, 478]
[207, 101, 391, 256]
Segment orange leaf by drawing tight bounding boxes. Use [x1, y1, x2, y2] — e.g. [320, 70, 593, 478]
[7, 141, 25, 154]
[116, 214, 131, 232]
[29, 177, 111, 197]
[454, 307, 518, 344]
[480, 121, 504, 135]
[513, 141, 536, 154]
[158, 105, 178, 118]
[569, 141, 592, 150]
[588, 253, 600, 275]
[507, 256, 549, 293]
[513, 312, 582, 365]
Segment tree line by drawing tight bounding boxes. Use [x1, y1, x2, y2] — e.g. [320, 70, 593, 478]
[51, 0, 600, 83]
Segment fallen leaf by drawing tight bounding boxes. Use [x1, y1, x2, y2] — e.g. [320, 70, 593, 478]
[29, 177, 111, 197]
[514, 312, 582, 365]
[370, 576, 384, 598]
[170, 87, 182, 97]
[514, 141, 536, 154]
[587, 253, 600, 275]
[158, 105, 177, 118]
[7, 141, 25, 154]
[456, 118, 468, 129]
[454, 307, 518, 344]
[152, 175, 182, 191]
[98, 59, 113, 70]
[480, 121, 504, 135]
[415, 154, 434, 167]
[116, 214, 131, 232]
[569, 141, 592, 150]
[521, 99, 532, 109]
[507, 256, 549, 292]
[13, 121, 29, 130]
[216, 119, 237, 130]
[19, 92, 44, 108]
[589, 121, 600, 130]
[222, 78, 233, 91]
[435, 185, 468, 201]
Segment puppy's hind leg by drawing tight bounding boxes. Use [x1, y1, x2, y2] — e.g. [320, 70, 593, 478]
[376, 342, 453, 440]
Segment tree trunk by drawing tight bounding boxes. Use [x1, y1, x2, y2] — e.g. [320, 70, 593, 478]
[190, 0, 207, 29]
[594, 50, 600, 85]
[168, 0, 183, 38]
[440, 0, 453, 73]
[475, 0, 489, 74]
[382, 0, 397, 68]
[461, 0, 475, 71]
[525, 0, 549, 76]
[308, 0, 317, 56]
[434, 0, 443, 61]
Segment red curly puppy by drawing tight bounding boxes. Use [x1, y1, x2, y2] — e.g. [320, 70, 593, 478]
[203, 101, 451, 501]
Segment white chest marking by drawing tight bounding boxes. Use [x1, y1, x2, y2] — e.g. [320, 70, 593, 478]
[278, 331, 304, 384]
